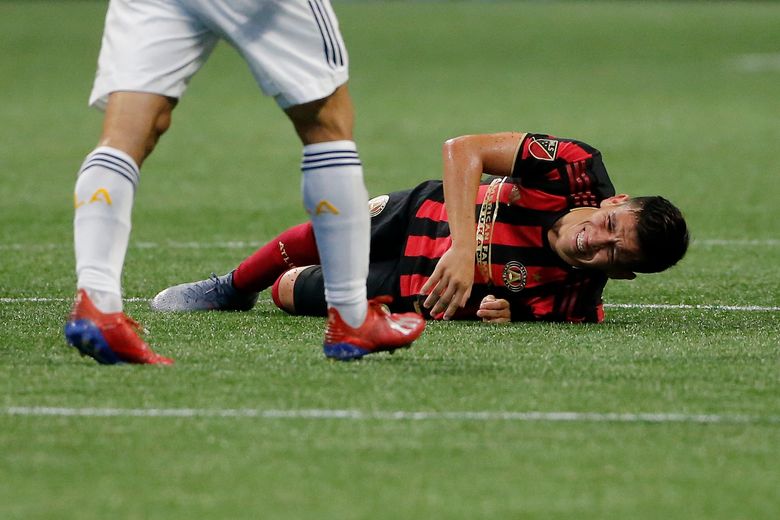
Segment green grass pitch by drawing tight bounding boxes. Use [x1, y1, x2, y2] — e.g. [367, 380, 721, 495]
[1, 1, 779, 519]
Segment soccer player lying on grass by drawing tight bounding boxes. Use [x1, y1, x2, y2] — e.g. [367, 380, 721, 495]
[152, 132, 689, 323]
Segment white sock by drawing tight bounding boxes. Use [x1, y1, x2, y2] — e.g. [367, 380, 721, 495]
[73, 146, 138, 313]
[301, 140, 369, 328]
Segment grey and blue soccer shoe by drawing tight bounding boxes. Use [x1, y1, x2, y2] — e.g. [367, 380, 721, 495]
[150, 271, 258, 312]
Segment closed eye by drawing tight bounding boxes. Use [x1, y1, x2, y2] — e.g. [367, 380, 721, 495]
[608, 213, 617, 264]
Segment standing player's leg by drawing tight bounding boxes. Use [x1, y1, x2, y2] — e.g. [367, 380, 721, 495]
[65, 0, 217, 364]
[66, 92, 176, 365]
[286, 86, 425, 360]
[286, 84, 369, 328]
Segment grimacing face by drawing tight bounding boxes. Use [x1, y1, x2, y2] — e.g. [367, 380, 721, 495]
[552, 195, 642, 278]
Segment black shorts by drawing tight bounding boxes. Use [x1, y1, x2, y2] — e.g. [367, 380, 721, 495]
[291, 182, 441, 316]
[292, 260, 400, 317]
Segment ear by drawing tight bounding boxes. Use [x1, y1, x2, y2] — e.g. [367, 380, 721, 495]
[599, 193, 630, 208]
[608, 270, 637, 280]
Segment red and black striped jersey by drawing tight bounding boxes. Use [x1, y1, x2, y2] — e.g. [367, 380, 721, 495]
[397, 133, 616, 323]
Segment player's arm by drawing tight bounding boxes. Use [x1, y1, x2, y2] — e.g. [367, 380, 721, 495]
[422, 132, 525, 319]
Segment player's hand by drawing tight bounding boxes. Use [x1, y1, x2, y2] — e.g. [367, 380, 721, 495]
[421, 246, 474, 320]
[476, 295, 511, 323]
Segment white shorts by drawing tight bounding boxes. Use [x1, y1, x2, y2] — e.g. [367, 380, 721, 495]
[89, 0, 349, 110]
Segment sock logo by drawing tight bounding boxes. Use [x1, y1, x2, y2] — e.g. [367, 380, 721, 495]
[309, 200, 340, 216]
[74, 188, 113, 208]
[277, 241, 297, 269]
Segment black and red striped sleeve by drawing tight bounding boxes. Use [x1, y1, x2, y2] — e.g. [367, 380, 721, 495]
[508, 271, 608, 323]
[510, 133, 616, 208]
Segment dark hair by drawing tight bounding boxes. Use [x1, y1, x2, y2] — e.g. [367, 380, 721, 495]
[627, 196, 689, 273]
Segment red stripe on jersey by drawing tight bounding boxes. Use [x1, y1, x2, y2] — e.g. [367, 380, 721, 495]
[490, 222, 543, 248]
[574, 161, 591, 196]
[476, 184, 491, 204]
[415, 199, 448, 221]
[399, 273, 429, 298]
[572, 192, 598, 207]
[404, 235, 452, 259]
[527, 295, 555, 319]
[488, 264, 503, 287]
[558, 281, 580, 319]
[473, 267, 489, 285]
[557, 276, 598, 323]
[556, 140, 593, 163]
[565, 163, 577, 196]
[517, 186, 568, 211]
[526, 266, 568, 287]
[567, 161, 598, 207]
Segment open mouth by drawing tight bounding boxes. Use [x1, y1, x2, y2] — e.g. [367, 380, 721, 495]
[576, 230, 586, 253]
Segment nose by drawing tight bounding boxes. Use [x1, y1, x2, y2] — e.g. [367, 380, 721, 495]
[589, 227, 616, 250]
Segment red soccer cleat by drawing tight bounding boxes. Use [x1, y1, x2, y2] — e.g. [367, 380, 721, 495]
[323, 296, 425, 360]
[64, 289, 173, 365]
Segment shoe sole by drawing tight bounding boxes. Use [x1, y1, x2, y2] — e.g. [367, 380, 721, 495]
[64, 319, 122, 365]
[150, 298, 257, 312]
[323, 342, 411, 361]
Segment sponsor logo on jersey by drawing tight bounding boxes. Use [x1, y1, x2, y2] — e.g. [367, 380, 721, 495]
[368, 194, 389, 217]
[528, 138, 559, 161]
[502, 261, 528, 292]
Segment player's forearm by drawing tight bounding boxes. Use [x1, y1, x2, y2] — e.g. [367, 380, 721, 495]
[441, 132, 525, 250]
[441, 137, 481, 251]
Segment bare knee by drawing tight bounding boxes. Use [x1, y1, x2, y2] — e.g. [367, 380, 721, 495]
[286, 84, 354, 145]
[272, 266, 312, 314]
[99, 92, 177, 166]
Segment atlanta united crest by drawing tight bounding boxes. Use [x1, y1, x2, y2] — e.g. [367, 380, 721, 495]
[502, 261, 528, 292]
[368, 194, 389, 217]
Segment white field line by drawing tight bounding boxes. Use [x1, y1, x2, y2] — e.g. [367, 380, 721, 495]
[695, 238, 780, 247]
[1, 297, 777, 312]
[3, 406, 777, 425]
[0, 241, 263, 251]
[604, 303, 780, 312]
[0, 238, 778, 251]
[0, 297, 150, 303]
